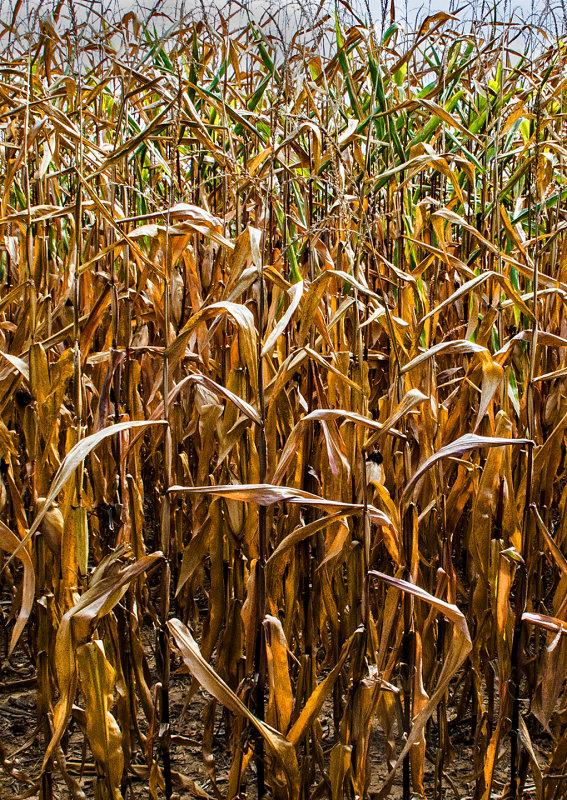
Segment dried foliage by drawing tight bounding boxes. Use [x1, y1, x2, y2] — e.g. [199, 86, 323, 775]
[1, 4, 567, 800]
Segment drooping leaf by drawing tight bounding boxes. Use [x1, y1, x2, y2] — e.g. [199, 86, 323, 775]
[168, 617, 300, 798]
[404, 434, 532, 502]
[169, 483, 394, 528]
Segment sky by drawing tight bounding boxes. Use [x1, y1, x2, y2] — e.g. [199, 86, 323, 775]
[1, 0, 564, 46]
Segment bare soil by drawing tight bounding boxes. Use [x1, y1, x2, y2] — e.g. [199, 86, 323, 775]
[0, 606, 546, 800]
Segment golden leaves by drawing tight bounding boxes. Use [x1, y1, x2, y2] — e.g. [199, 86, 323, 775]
[168, 618, 300, 800]
[77, 641, 124, 799]
[3, 7, 567, 800]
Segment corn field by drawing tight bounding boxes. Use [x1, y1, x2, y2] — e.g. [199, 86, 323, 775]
[2, 2, 567, 798]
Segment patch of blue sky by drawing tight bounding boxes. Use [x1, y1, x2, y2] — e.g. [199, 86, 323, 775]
[1, 0, 564, 51]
